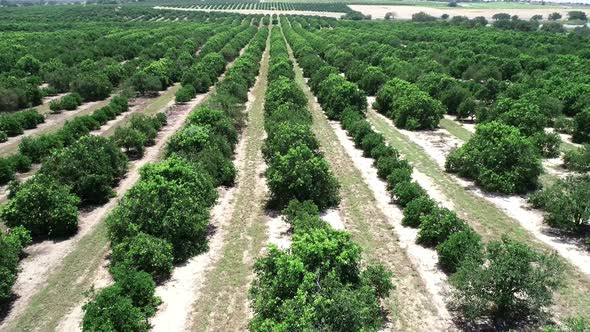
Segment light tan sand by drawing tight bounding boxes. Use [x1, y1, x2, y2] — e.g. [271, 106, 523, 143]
[328, 118, 454, 328]
[349, 4, 590, 20]
[321, 208, 346, 230]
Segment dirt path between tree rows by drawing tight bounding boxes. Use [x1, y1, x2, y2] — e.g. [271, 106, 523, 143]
[187, 29, 272, 332]
[283, 34, 455, 331]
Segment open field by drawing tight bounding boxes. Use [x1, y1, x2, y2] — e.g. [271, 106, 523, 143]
[350, 4, 590, 19]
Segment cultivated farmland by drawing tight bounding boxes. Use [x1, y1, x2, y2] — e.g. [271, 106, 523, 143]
[1, 3, 590, 332]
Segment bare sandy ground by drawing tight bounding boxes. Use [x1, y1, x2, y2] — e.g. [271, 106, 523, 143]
[0, 91, 208, 331]
[328, 118, 454, 328]
[349, 4, 590, 20]
[154, 6, 344, 18]
[267, 214, 292, 250]
[543, 157, 569, 179]
[444, 115, 475, 134]
[151, 185, 239, 331]
[321, 208, 346, 230]
[545, 127, 581, 149]
[372, 111, 590, 276]
[54, 252, 112, 331]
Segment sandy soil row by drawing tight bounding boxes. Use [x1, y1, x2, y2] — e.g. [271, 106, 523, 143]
[154, 5, 344, 18]
[267, 213, 292, 250]
[54, 253, 112, 331]
[328, 118, 454, 328]
[369, 109, 590, 277]
[321, 208, 346, 231]
[444, 115, 476, 134]
[545, 127, 582, 149]
[349, 4, 590, 20]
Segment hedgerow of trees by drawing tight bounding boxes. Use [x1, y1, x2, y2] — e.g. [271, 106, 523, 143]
[82, 24, 269, 329]
[250, 24, 392, 331]
[284, 16, 564, 328]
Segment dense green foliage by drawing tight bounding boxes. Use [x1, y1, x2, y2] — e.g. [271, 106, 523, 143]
[0, 7, 228, 113]
[374, 78, 444, 130]
[49, 93, 83, 113]
[112, 113, 166, 158]
[40, 135, 128, 204]
[0, 174, 79, 238]
[250, 223, 393, 331]
[563, 144, 590, 172]
[263, 28, 340, 210]
[529, 175, 590, 233]
[19, 96, 129, 164]
[0, 226, 31, 303]
[451, 237, 563, 325]
[0, 109, 44, 137]
[446, 122, 542, 194]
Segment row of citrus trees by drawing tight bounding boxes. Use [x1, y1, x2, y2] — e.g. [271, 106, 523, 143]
[0, 20, 248, 311]
[0, 19, 251, 187]
[301, 17, 590, 248]
[80, 25, 269, 331]
[0, 96, 167, 304]
[0, 20, 232, 187]
[175, 21, 259, 102]
[0, 7, 227, 112]
[283, 17, 565, 329]
[247, 23, 393, 331]
[310, 19, 586, 160]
